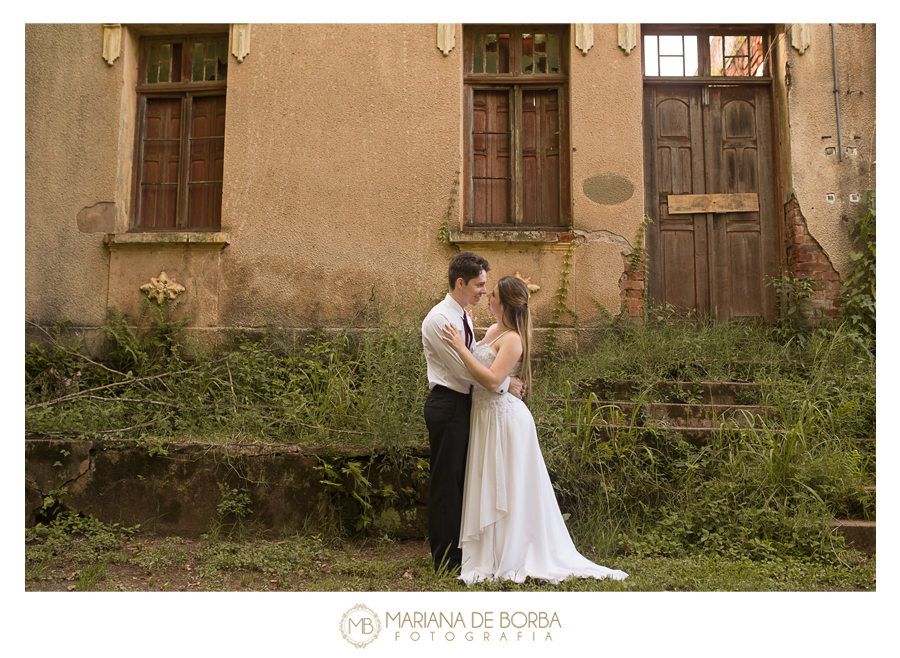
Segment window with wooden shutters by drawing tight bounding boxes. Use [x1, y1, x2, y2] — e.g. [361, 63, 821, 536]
[132, 36, 227, 231]
[464, 26, 570, 228]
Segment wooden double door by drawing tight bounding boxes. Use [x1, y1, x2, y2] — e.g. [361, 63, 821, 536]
[643, 84, 778, 322]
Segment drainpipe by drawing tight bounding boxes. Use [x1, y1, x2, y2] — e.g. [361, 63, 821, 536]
[831, 23, 843, 162]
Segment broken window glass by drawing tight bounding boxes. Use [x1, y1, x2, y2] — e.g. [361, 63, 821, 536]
[645, 31, 766, 77]
[711, 34, 767, 76]
[472, 31, 560, 75]
[191, 39, 228, 82]
[521, 33, 557, 74]
[473, 33, 510, 74]
[147, 43, 175, 84]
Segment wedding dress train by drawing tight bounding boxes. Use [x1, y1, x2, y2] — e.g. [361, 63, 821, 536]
[458, 337, 629, 585]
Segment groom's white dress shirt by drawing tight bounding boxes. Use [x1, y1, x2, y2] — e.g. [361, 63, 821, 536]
[422, 294, 510, 395]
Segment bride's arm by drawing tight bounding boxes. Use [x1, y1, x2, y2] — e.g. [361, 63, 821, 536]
[441, 324, 523, 392]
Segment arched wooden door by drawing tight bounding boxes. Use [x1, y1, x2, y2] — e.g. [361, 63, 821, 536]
[643, 83, 778, 322]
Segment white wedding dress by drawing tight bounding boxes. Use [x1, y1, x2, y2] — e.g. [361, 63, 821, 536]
[458, 335, 629, 585]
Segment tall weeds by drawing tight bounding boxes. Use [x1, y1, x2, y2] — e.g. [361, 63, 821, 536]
[26, 296, 874, 564]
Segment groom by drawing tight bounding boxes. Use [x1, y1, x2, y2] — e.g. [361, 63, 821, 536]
[421, 251, 525, 572]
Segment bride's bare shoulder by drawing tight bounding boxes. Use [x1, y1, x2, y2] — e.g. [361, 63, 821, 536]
[480, 323, 500, 340]
[501, 329, 522, 346]
[495, 328, 522, 353]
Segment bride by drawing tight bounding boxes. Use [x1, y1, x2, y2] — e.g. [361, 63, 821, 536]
[442, 275, 628, 585]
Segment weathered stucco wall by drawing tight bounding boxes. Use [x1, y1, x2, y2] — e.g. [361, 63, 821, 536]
[569, 24, 645, 319]
[217, 24, 643, 334]
[24, 23, 874, 349]
[25, 24, 118, 331]
[781, 23, 876, 278]
[219, 24, 462, 330]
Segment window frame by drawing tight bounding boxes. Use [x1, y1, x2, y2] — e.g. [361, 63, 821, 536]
[641, 24, 774, 83]
[463, 25, 571, 230]
[130, 34, 228, 232]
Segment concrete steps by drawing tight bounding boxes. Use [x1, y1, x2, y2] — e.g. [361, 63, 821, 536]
[558, 378, 875, 555]
[583, 401, 774, 428]
[557, 379, 776, 446]
[831, 485, 876, 556]
[582, 378, 762, 406]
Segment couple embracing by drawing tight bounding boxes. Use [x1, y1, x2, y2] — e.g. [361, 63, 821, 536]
[422, 251, 628, 585]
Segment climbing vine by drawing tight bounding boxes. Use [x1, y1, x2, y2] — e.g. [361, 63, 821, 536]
[543, 240, 579, 362]
[840, 190, 875, 342]
[438, 169, 461, 251]
[632, 214, 651, 321]
[631, 214, 652, 275]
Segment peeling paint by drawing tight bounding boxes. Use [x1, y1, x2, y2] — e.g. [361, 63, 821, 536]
[575, 229, 632, 252]
[76, 202, 116, 233]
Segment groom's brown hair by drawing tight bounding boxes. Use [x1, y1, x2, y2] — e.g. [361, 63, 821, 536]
[448, 252, 490, 290]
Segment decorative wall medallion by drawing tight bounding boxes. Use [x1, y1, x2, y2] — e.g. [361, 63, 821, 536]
[102, 24, 121, 65]
[231, 24, 251, 62]
[618, 23, 639, 55]
[583, 174, 635, 205]
[140, 272, 186, 304]
[574, 24, 593, 55]
[515, 272, 540, 295]
[437, 24, 456, 56]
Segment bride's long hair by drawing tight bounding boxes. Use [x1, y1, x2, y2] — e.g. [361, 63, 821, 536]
[497, 276, 532, 393]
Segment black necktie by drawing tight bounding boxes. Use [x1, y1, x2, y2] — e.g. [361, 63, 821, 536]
[462, 313, 473, 350]
[462, 313, 474, 394]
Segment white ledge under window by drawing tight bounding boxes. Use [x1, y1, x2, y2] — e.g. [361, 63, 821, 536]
[449, 230, 575, 251]
[104, 232, 231, 250]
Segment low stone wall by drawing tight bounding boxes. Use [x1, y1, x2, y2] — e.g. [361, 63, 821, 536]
[25, 439, 430, 539]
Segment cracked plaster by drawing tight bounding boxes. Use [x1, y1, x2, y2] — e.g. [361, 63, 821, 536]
[575, 229, 633, 252]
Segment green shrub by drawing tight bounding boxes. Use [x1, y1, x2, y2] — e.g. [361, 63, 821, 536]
[841, 190, 876, 343]
[25, 294, 874, 565]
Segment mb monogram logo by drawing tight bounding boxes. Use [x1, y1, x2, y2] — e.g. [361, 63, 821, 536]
[340, 604, 382, 648]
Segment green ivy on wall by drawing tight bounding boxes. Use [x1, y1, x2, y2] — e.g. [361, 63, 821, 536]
[544, 240, 579, 361]
[841, 190, 875, 341]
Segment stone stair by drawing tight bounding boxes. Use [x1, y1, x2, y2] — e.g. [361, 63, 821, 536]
[830, 484, 876, 557]
[563, 378, 876, 556]
[565, 378, 776, 446]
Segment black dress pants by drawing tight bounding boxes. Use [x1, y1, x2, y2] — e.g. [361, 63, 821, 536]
[424, 385, 472, 572]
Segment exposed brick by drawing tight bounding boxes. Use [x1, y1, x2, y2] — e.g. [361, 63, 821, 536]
[783, 195, 845, 326]
[792, 243, 820, 255]
[793, 262, 826, 273]
[619, 251, 645, 319]
[788, 253, 821, 265]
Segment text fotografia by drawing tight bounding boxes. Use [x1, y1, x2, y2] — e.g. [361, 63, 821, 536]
[387, 611, 561, 642]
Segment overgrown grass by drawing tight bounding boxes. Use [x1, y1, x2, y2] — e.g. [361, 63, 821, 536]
[25, 514, 873, 592]
[26, 293, 875, 574]
[26, 296, 433, 449]
[532, 322, 874, 566]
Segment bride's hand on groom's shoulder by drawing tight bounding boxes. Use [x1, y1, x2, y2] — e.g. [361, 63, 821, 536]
[441, 323, 466, 352]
